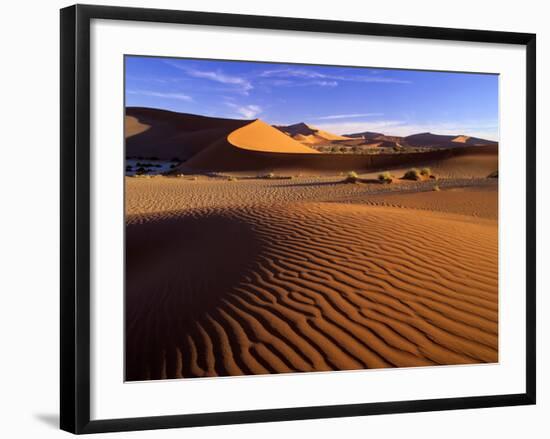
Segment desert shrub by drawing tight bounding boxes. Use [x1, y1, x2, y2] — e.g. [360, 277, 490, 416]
[344, 171, 359, 183]
[378, 171, 393, 184]
[403, 168, 421, 181]
[488, 170, 498, 178]
[135, 167, 147, 175]
[227, 176, 237, 181]
[264, 172, 275, 179]
[433, 184, 441, 192]
[420, 167, 432, 176]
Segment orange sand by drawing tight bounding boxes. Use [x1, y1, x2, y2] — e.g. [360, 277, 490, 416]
[125, 176, 498, 380]
[228, 120, 319, 153]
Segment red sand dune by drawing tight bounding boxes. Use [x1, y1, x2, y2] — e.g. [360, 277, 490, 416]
[275, 122, 352, 145]
[125, 107, 251, 160]
[185, 120, 498, 174]
[228, 120, 319, 154]
[125, 108, 498, 175]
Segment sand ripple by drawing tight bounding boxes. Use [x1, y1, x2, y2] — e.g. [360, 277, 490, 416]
[126, 200, 497, 380]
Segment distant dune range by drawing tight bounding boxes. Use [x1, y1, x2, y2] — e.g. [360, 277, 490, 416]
[274, 122, 353, 145]
[125, 107, 498, 174]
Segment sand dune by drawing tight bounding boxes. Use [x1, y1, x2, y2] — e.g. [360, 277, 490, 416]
[275, 122, 352, 145]
[228, 120, 319, 153]
[126, 177, 498, 380]
[125, 115, 151, 137]
[344, 131, 384, 140]
[125, 107, 251, 160]
[344, 185, 498, 220]
[429, 152, 498, 179]
[184, 130, 497, 175]
[125, 108, 498, 175]
[405, 132, 497, 148]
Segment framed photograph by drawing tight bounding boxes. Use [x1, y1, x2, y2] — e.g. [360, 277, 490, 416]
[60, 4, 536, 434]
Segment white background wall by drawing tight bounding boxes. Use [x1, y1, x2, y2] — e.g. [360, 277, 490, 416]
[0, 0, 546, 437]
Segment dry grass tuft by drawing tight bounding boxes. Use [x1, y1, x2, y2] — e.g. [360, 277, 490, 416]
[403, 168, 421, 181]
[344, 171, 359, 183]
[378, 171, 394, 184]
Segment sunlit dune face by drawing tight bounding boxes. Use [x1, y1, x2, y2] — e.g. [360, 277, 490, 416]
[228, 120, 320, 154]
[125, 115, 151, 138]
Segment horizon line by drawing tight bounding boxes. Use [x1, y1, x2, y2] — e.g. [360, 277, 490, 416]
[125, 106, 499, 142]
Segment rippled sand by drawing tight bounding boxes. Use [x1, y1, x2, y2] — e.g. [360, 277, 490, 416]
[125, 176, 498, 380]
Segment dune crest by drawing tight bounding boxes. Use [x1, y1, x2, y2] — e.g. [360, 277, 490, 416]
[125, 107, 251, 160]
[275, 122, 352, 145]
[228, 120, 320, 154]
[125, 115, 151, 138]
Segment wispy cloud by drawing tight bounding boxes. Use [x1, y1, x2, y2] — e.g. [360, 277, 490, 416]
[315, 113, 384, 120]
[126, 90, 193, 101]
[353, 76, 411, 84]
[260, 68, 327, 79]
[262, 78, 338, 88]
[225, 103, 262, 119]
[313, 80, 338, 87]
[165, 61, 253, 94]
[260, 67, 411, 85]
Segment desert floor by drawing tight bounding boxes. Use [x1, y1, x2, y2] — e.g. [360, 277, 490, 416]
[125, 173, 498, 381]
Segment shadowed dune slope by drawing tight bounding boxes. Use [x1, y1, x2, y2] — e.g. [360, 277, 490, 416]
[125, 107, 252, 160]
[429, 151, 498, 178]
[126, 201, 498, 380]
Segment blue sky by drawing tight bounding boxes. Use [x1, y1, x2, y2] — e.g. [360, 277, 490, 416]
[125, 56, 499, 140]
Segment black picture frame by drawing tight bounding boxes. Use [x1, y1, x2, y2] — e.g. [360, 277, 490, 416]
[60, 4, 536, 434]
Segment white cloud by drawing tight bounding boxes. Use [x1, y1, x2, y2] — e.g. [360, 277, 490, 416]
[315, 113, 384, 120]
[260, 68, 411, 85]
[260, 68, 327, 79]
[262, 78, 338, 88]
[225, 103, 262, 119]
[355, 77, 411, 84]
[127, 90, 193, 101]
[313, 80, 338, 87]
[165, 61, 253, 94]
